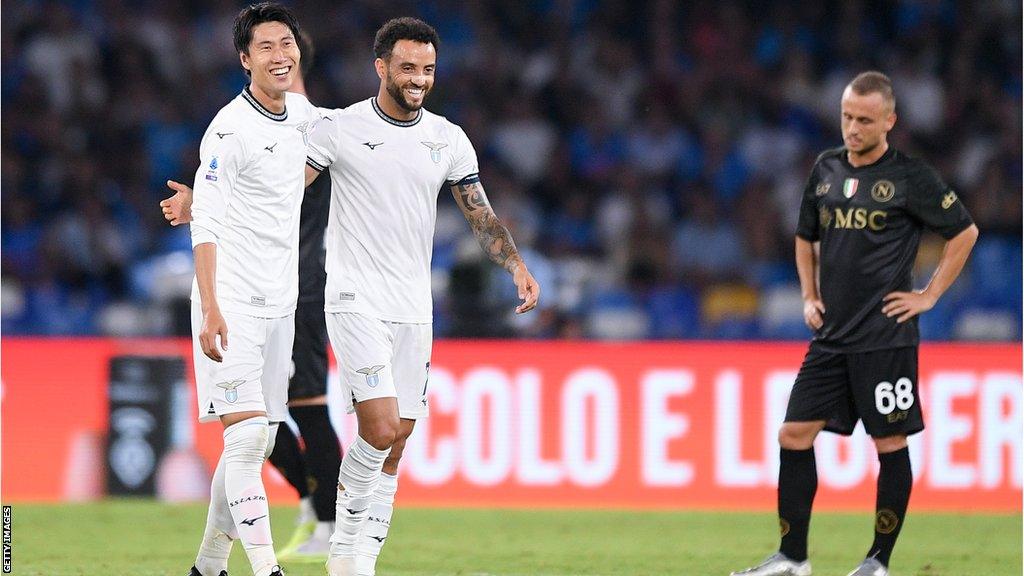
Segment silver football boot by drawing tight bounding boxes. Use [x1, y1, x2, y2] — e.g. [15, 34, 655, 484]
[730, 552, 812, 576]
[846, 557, 888, 576]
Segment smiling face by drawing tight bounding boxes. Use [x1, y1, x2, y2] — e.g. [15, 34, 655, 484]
[840, 85, 896, 159]
[240, 21, 300, 98]
[376, 39, 435, 113]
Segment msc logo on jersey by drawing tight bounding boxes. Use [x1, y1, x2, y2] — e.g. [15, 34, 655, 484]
[871, 180, 895, 203]
[420, 141, 448, 163]
[942, 190, 958, 210]
[357, 365, 386, 388]
[821, 207, 888, 231]
[217, 380, 245, 403]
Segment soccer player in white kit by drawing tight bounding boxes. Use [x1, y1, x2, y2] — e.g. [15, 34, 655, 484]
[303, 17, 541, 576]
[185, 4, 317, 576]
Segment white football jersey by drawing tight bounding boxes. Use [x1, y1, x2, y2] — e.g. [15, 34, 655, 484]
[190, 87, 317, 317]
[306, 97, 479, 323]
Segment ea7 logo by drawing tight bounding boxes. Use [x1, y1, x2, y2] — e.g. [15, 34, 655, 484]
[217, 379, 245, 403]
[942, 191, 958, 210]
[357, 365, 386, 388]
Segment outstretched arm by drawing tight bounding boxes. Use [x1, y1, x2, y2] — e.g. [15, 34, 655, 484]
[450, 180, 540, 314]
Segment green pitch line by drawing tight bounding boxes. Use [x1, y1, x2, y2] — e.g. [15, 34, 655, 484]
[8, 502, 1020, 575]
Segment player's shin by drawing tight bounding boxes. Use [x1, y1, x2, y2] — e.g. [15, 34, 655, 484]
[778, 447, 817, 562]
[868, 447, 912, 566]
[195, 455, 235, 576]
[354, 472, 398, 575]
[223, 417, 279, 576]
[330, 436, 391, 559]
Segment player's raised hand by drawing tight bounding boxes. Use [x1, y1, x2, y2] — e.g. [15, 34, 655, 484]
[803, 298, 825, 330]
[513, 264, 540, 314]
[160, 180, 194, 226]
[882, 290, 936, 323]
[199, 307, 228, 362]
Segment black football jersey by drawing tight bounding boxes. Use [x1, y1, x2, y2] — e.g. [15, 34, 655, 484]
[795, 146, 974, 352]
[297, 167, 330, 303]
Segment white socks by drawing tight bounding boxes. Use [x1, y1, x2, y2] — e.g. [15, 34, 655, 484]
[223, 417, 278, 576]
[330, 436, 391, 558]
[354, 472, 398, 576]
[195, 455, 236, 576]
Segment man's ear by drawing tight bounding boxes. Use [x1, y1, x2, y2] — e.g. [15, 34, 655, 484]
[374, 57, 386, 80]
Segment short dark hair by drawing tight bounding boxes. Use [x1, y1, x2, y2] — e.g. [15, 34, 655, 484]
[848, 71, 895, 111]
[373, 17, 439, 60]
[232, 2, 301, 55]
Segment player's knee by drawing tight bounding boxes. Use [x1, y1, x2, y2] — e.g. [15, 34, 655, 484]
[873, 434, 908, 454]
[223, 417, 270, 464]
[361, 418, 401, 451]
[778, 422, 821, 449]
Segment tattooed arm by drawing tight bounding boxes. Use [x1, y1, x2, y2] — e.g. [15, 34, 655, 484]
[451, 179, 540, 313]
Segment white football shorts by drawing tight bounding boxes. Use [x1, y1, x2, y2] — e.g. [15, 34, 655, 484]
[326, 311, 432, 419]
[192, 300, 295, 423]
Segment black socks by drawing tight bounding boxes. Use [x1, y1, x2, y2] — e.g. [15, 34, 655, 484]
[868, 447, 912, 566]
[778, 447, 817, 562]
[291, 404, 343, 522]
[268, 423, 309, 498]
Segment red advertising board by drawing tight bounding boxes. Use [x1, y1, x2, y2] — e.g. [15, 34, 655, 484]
[2, 339, 1020, 511]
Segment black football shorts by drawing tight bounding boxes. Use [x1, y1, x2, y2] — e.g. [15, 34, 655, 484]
[287, 299, 329, 401]
[785, 343, 923, 437]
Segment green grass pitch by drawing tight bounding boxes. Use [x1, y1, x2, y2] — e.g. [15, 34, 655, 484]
[9, 501, 1020, 575]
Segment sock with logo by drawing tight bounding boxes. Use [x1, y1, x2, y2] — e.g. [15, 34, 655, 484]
[223, 417, 278, 576]
[867, 447, 912, 566]
[355, 472, 398, 576]
[330, 436, 390, 558]
[291, 404, 343, 521]
[267, 422, 310, 499]
[195, 455, 235, 576]
[778, 447, 817, 562]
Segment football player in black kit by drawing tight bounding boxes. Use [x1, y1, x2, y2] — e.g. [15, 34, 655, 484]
[162, 30, 342, 561]
[732, 71, 978, 576]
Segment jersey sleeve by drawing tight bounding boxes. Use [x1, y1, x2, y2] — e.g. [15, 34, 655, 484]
[907, 162, 974, 239]
[190, 124, 247, 248]
[306, 109, 338, 173]
[795, 164, 821, 241]
[446, 124, 480, 186]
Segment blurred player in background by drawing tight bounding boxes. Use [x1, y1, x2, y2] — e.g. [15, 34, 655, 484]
[302, 17, 540, 576]
[163, 29, 343, 564]
[732, 72, 978, 576]
[181, 3, 316, 576]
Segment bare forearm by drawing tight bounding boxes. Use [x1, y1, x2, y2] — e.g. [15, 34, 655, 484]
[453, 181, 523, 274]
[923, 224, 979, 302]
[795, 237, 819, 301]
[193, 243, 219, 312]
[473, 213, 523, 273]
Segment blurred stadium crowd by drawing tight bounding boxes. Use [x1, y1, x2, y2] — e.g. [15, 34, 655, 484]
[2, 0, 1021, 340]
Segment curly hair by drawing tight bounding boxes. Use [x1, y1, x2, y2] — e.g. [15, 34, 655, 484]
[373, 17, 440, 60]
